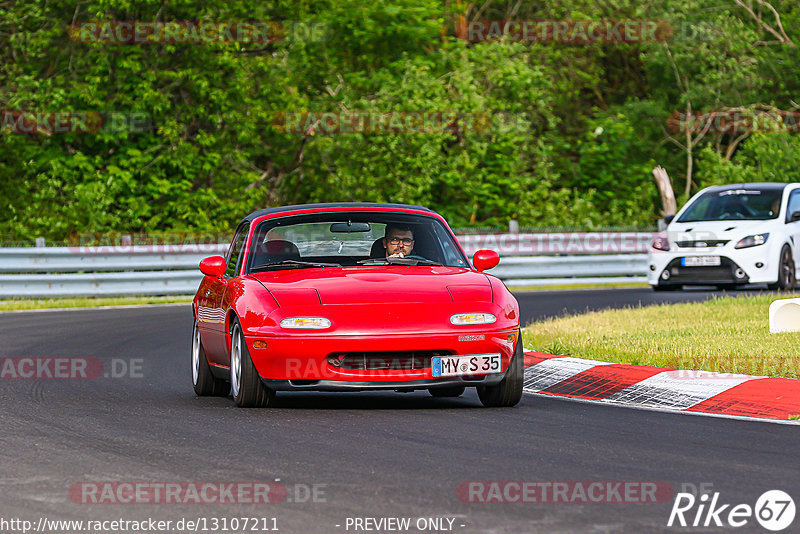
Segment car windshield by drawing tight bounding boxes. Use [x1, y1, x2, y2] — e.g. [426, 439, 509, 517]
[677, 188, 783, 222]
[245, 212, 469, 273]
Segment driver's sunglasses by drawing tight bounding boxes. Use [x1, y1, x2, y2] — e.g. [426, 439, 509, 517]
[387, 237, 414, 245]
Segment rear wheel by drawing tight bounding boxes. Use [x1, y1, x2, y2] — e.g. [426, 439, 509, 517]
[768, 246, 796, 291]
[428, 385, 466, 398]
[230, 318, 275, 407]
[477, 330, 524, 407]
[192, 319, 228, 396]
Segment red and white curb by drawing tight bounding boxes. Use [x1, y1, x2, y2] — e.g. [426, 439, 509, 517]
[523, 351, 800, 423]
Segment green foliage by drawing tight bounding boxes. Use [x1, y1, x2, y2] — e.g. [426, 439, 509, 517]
[698, 128, 800, 187]
[1, 0, 799, 239]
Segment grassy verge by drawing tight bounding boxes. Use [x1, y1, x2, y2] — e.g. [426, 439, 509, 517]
[0, 296, 193, 311]
[523, 293, 800, 379]
[510, 282, 649, 292]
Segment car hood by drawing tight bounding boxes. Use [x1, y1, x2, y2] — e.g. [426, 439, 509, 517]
[247, 266, 493, 305]
[667, 220, 775, 242]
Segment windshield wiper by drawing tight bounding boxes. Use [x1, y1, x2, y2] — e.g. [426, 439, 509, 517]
[251, 259, 341, 272]
[357, 256, 442, 266]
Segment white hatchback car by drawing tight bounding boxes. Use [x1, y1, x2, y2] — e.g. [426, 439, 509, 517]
[648, 183, 800, 291]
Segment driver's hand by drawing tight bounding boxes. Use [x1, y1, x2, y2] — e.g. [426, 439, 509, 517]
[388, 252, 405, 258]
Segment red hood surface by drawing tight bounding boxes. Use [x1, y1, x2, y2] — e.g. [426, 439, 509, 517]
[247, 266, 492, 305]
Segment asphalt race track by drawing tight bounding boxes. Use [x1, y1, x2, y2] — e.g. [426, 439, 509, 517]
[1, 289, 798, 534]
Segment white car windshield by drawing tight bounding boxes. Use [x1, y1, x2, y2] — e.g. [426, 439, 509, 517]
[677, 189, 783, 222]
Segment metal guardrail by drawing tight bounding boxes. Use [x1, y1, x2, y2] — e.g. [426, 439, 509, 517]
[1, 271, 202, 297]
[0, 245, 227, 273]
[492, 254, 648, 285]
[0, 234, 654, 297]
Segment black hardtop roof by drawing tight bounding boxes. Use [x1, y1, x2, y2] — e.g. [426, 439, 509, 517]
[241, 202, 435, 224]
[705, 183, 791, 193]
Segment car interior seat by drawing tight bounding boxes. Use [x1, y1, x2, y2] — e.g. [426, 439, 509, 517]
[369, 238, 386, 258]
[252, 239, 300, 267]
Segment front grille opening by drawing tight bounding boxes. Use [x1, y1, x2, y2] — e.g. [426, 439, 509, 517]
[665, 257, 747, 283]
[327, 351, 452, 371]
[675, 240, 729, 248]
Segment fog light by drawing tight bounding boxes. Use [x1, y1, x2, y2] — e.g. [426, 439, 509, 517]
[661, 270, 671, 280]
[327, 354, 346, 367]
[735, 268, 746, 279]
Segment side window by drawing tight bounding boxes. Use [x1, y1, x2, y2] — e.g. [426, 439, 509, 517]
[225, 224, 249, 277]
[786, 191, 800, 223]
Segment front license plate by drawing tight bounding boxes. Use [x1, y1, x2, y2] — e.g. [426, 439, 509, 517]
[681, 256, 721, 267]
[432, 354, 502, 377]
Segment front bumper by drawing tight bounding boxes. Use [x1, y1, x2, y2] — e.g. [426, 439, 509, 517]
[652, 256, 749, 285]
[261, 374, 506, 392]
[245, 330, 517, 384]
[647, 244, 779, 286]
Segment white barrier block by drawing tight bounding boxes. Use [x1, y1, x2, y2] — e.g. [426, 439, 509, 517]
[769, 298, 800, 333]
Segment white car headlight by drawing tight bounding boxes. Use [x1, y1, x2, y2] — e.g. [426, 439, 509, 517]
[734, 233, 769, 249]
[280, 317, 331, 329]
[651, 234, 670, 251]
[450, 313, 496, 325]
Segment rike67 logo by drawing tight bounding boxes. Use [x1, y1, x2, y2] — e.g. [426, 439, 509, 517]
[668, 490, 795, 531]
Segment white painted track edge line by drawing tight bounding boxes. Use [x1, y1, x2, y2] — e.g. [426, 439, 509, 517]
[522, 390, 800, 425]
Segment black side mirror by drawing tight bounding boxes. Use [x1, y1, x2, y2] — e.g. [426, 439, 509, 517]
[664, 214, 675, 225]
[790, 211, 800, 223]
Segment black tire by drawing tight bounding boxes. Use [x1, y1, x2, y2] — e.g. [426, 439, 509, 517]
[477, 330, 524, 407]
[428, 385, 466, 398]
[192, 319, 229, 396]
[652, 284, 679, 292]
[230, 318, 275, 408]
[768, 246, 796, 291]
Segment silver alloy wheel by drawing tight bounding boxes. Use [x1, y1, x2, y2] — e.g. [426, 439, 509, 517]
[230, 323, 242, 398]
[191, 320, 200, 386]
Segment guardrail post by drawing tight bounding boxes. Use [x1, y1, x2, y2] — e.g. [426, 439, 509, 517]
[35, 237, 46, 248]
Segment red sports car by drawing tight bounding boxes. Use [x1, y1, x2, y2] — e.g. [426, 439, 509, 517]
[191, 203, 523, 407]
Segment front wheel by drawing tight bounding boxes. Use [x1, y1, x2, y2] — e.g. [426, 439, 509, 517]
[768, 246, 796, 291]
[652, 284, 679, 292]
[230, 318, 275, 407]
[477, 330, 524, 407]
[192, 319, 228, 396]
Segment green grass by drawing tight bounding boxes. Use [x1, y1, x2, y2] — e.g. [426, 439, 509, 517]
[510, 281, 649, 292]
[523, 293, 800, 379]
[0, 296, 193, 311]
